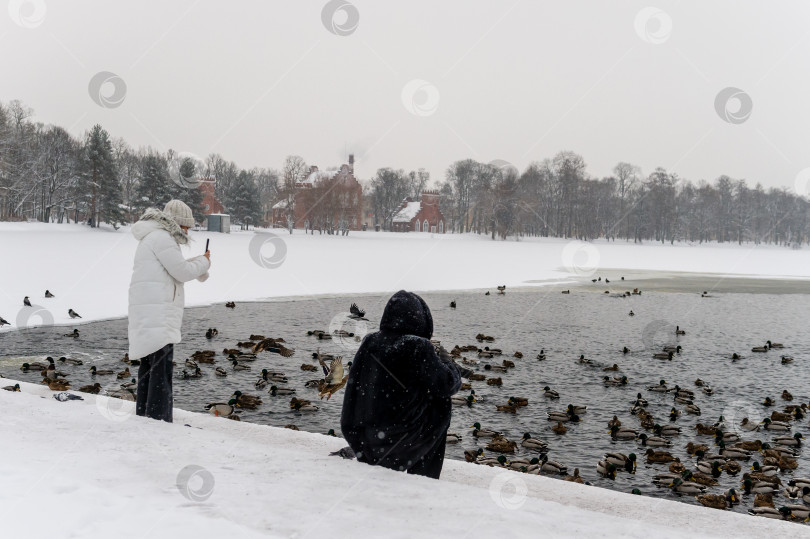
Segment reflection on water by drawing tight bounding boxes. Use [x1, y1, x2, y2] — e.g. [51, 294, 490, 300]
[1, 287, 809, 521]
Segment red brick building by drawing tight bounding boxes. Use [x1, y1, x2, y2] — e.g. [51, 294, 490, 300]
[391, 190, 446, 233]
[199, 181, 225, 215]
[271, 157, 363, 231]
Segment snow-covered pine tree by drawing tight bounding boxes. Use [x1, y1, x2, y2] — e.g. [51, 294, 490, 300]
[135, 153, 172, 214]
[227, 170, 262, 228]
[81, 124, 123, 228]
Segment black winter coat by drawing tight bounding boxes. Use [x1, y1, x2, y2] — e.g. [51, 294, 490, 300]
[340, 290, 461, 475]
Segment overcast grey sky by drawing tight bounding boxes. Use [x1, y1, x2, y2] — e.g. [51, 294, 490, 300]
[2, 0, 809, 190]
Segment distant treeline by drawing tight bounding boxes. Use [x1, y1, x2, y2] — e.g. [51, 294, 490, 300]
[1, 99, 807, 245]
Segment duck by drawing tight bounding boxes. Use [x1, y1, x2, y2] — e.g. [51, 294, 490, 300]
[508, 396, 528, 407]
[551, 422, 567, 435]
[647, 380, 668, 392]
[686, 442, 709, 455]
[675, 326, 685, 335]
[449, 300, 456, 308]
[561, 290, 570, 295]
[63, 329, 80, 338]
[751, 345, 768, 353]
[486, 377, 503, 387]
[548, 411, 578, 423]
[115, 367, 131, 380]
[185, 358, 199, 370]
[628, 310, 634, 317]
[695, 423, 717, 436]
[89, 366, 114, 376]
[783, 504, 810, 520]
[260, 369, 288, 384]
[58, 356, 83, 366]
[684, 470, 718, 487]
[638, 433, 671, 447]
[483, 364, 508, 373]
[701, 386, 713, 396]
[762, 418, 790, 431]
[225, 301, 235, 308]
[446, 433, 461, 444]
[696, 489, 738, 509]
[603, 375, 628, 386]
[731, 353, 741, 360]
[645, 448, 676, 463]
[269, 385, 296, 396]
[290, 397, 319, 412]
[605, 452, 637, 473]
[20, 360, 49, 372]
[780, 355, 794, 364]
[738, 418, 760, 432]
[578, 354, 597, 366]
[669, 408, 681, 421]
[254, 377, 268, 390]
[470, 423, 499, 438]
[742, 478, 776, 495]
[696, 459, 723, 477]
[43, 379, 70, 391]
[663, 345, 682, 354]
[452, 394, 475, 406]
[485, 435, 517, 454]
[120, 378, 137, 390]
[77, 382, 102, 394]
[3, 383, 21, 392]
[477, 454, 509, 467]
[231, 359, 251, 371]
[520, 433, 549, 451]
[538, 454, 567, 475]
[603, 364, 619, 371]
[495, 403, 517, 413]
[231, 390, 262, 409]
[567, 404, 587, 415]
[766, 340, 783, 349]
[751, 461, 779, 476]
[723, 460, 742, 474]
[622, 347, 630, 354]
[181, 368, 202, 379]
[542, 386, 559, 399]
[610, 426, 638, 440]
[608, 416, 622, 428]
[772, 432, 803, 447]
[655, 424, 681, 437]
[685, 404, 701, 415]
[780, 390, 793, 401]
[762, 397, 774, 407]
[669, 459, 686, 474]
[669, 477, 705, 495]
[633, 393, 649, 407]
[733, 439, 763, 451]
[747, 507, 789, 519]
[653, 351, 673, 360]
[718, 441, 750, 460]
[205, 399, 238, 417]
[596, 460, 617, 479]
[536, 350, 547, 361]
[215, 367, 227, 377]
[563, 468, 584, 483]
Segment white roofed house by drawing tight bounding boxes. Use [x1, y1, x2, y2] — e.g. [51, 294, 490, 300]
[391, 190, 446, 233]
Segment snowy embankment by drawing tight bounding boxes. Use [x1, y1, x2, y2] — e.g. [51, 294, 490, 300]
[1, 379, 798, 539]
[1, 222, 809, 330]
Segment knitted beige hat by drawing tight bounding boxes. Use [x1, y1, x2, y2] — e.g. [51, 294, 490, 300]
[163, 199, 195, 228]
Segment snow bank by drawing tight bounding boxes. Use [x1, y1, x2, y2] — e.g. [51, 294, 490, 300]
[1, 378, 799, 539]
[1, 222, 808, 331]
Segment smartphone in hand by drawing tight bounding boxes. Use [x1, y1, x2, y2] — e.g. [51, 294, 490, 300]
[205, 238, 210, 253]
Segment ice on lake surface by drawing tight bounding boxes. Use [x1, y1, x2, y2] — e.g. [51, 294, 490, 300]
[1, 283, 808, 522]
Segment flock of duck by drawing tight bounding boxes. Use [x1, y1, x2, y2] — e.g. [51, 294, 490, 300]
[3, 287, 808, 525]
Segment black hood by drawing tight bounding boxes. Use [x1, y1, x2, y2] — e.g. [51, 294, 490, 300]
[378, 290, 433, 339]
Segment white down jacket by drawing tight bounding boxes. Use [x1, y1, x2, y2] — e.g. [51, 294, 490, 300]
[128, 208, 210, 360]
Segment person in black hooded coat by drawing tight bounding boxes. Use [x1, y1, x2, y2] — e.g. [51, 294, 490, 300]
[340, 290, 462, 479]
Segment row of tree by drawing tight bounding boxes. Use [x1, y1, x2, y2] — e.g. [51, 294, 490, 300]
[2, 99, 808, 245]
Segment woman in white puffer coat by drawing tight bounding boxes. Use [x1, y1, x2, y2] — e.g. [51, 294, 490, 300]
[128, 200, 210, 422]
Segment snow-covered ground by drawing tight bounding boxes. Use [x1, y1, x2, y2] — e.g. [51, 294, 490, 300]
[1, 222, 808, 330]
[1, 378, 800, 539]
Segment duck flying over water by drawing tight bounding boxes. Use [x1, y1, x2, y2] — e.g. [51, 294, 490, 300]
[317, 357, 348, 401]
[348, 303, 368, 320]
[68, 309, 82, 319]
[252, 337, 295, 357]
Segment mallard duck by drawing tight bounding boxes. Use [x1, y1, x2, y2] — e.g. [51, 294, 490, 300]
[621, 347, 630, 354]
[470, 422, 499, 438]
[718, 441, 750, 460]
[685, 404, 701, 415]
[3, 383, 21, 392]
[536, 350, 547, 360]
[231, 390, 262, 409]
[751, 345, 768, 353]
[43, 379, 70, 391]
[452, 394, 476, 406]
[734, 440, 763, 451]
[120, 378, 137, 390]
[610, 425, 638, 440]
[645, 448, 675, 464]
[783, 504, 810, 520]
[567, 404, 587, 415]
[669, 477, 705, 494]
[539, 454, 567, 475]
[231, 359, 250, 371]
[205, 328, 218, 339]
[495, 403, 517, 413]
[225, 301, 235, 308]
[58, 356, 83, 366]
[483, 364, 507, 373]
[464, 448, 484, 462]
[766, 340, 783, 349]
[185, 358, 199, 370]
[496, 285, 506, 294]
[675, 326, 685, 335]
[20, 361, 48, 372]
[486, 377, 503, 387]
[552, 422, 567, 435]
[603, 364, 619, 371]
[63, 329, 79, 338]
[696, 459, 723, 477]
[669, 459, 686, 474]
[653, 351, 673, 360]
[668, 408, 681, 421]
[773, 433, 803, 447]
[290, 397, 319, 412]
[596, 460, 617, 479]
[475, 333, 495, 342]
[695, 423, 717, 436]
[77, 382, 102, 394]
[269, 385, 296, 396]
[686, 442, 709, 455]
[503, 358, 516, 368]
[608, 416, 622, 428]
[751, 461, 778, 476]
[762, 418, 790, 431]
[638, 433, 671, 447]
[205, 399, 238, 417]
[520, 432, 548, 451]
[647, 380, 668, 392]
[548, 411, 577, 422]
[654, 424, 681, 437]
[685, 470, 718, 487]
[747, 507, 789, 519]
[181, 368, 202, 379]
[543, 386, 559, 399]
[633, 393, 649, 407]
[563, 468, 584, 483]
[605, 452, 637, 473]
[446, 433, 461, 444]
[663, 345, 682, 354]
[762, 397, 775, 407]
[485, 435, 517, 453]
[696, 489, 738, 509]
[477, 454, 509, 467]
[603, 375, 628, 386]
[742, 478, 776, 495]
[775, 455, 799, 471]
[723, 460, 742, 474]
[89, 366, 114, 376]
[215, 367, 227, 377]
[578, 354, 597, 365]
[738, 418, 760, 432]
[512, 351, 523, 359]
[761, 443, 797, 459]
[508, 396, 528, 407]
[468, 373, 486, 381]
[702, 386, 714, 396]
[780, 355, 794, 364]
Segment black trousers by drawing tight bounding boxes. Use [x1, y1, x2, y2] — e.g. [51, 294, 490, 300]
[135, 344, 174, 422]
[406, 435, 447, 479]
